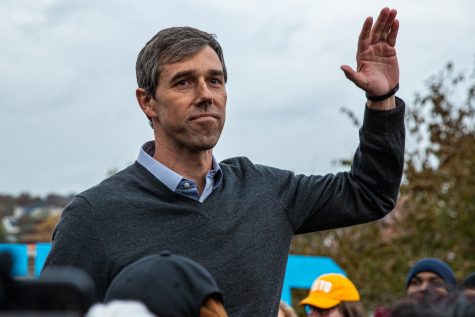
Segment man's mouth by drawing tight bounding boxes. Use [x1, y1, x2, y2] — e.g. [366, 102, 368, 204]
[189, 113, 219, 121]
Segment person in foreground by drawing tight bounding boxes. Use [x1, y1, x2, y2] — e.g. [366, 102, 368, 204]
[43, 7, 404, 317]
[104, 252, 228, 317]
[300, 273, 365, 317]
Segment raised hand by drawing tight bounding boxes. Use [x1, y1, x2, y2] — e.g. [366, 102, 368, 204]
[341, 7, 399, 99]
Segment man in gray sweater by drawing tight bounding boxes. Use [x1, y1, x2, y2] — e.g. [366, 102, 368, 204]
[44, 7, 404, 317]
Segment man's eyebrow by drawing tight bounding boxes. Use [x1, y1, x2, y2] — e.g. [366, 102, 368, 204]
[207, 69, 225, 77]
[169, 70, 195, 83]
[168, 69, 224, 83]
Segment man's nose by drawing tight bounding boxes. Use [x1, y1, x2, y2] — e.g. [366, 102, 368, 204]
[195, 79, 213, 104]
[420, 281, 431, 292]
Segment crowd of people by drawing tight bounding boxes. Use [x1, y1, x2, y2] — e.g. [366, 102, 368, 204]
[83, 255, 475, 317]
[282, 257, 475, 317]
[3, 249, 475, 316]
[277, 257, 475, 317]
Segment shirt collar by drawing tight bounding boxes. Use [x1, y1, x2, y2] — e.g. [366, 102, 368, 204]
[137, 141, 222, 191]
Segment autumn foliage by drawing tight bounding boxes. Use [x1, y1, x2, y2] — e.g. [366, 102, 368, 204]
[290, 60, 475, 314]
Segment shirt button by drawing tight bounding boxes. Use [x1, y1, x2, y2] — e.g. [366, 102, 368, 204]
[183, 182, 191, 189]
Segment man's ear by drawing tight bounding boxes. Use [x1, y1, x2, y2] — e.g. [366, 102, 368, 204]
[136, 88, 158, 119]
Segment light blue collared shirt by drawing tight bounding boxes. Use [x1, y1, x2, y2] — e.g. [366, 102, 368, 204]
[136, 141, 222, 202]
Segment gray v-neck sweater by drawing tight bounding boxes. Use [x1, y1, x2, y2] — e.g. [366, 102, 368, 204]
[44, 99, 405, 317]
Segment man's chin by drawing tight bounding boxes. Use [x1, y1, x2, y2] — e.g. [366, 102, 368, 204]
[184, 137, 219, 152]
[192, 141, 219, 152]
[189, 132, 222, 151]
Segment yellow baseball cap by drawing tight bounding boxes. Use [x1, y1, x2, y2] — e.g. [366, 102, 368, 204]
[299, 273, 360, 309]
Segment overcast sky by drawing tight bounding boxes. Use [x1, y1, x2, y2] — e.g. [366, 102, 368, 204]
[1, 0, 474, 196]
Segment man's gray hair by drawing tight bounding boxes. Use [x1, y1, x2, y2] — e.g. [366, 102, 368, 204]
[136, 26, 227, 96]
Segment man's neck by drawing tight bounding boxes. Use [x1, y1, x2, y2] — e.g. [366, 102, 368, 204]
[152, 140, 213, 194]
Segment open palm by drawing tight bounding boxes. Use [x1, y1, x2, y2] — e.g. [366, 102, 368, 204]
[341, 8, 399, 97]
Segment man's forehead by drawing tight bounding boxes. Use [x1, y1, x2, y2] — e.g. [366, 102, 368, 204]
[159, 46, 223, 79]
[413, 271, 443, 280]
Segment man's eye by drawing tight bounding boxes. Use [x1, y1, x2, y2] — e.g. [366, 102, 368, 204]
[409, 279, 421, 286]
[175, 79, 190, 87]
[209, 78, 222, 85]
[430, 280, 445, 287]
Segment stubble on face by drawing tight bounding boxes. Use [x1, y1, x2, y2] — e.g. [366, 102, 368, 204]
[180, 102, 226, 151]
[406, 272, 449, 299]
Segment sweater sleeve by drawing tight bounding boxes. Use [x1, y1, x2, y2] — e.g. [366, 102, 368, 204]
[41, 195, 108, 301]
[265, 97, 405, 234]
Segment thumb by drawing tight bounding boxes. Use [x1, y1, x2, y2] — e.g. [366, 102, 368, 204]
[340, 65, 365, 89]
[340, 65, 357, 80]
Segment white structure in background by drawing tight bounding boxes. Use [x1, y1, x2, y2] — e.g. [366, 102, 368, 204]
[1, 204, 62, 242]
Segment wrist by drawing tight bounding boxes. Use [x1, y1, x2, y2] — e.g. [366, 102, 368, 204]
[367, 95, 396, 110]
[366, 83, 399, 102]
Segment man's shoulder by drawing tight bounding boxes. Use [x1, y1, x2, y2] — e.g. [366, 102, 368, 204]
[77, 162, 148, 203]
[219, 156, 252, 167]
[219, 156, 289, 178]
[58, 162, 157, 223]
[220, 156, 269, 173]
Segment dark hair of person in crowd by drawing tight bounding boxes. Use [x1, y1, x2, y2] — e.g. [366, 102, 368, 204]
[460, 272, 475, 299]
[104, 252, 228, 317]
[387, 298, 448, 317]
[199, 297, 228, 317]
[451, 295, 475, 317]
[387, 292, 475, 317]
[387, 286, 460, 317]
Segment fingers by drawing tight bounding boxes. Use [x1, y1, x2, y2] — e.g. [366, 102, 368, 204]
[387, 19, 399, 47]
[357, 17, 373, 55]
[357, 8, 399, 53]
[370, 7, 390, 44]
[381, 9, 397, 38]
[370, 7, 398, 44]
